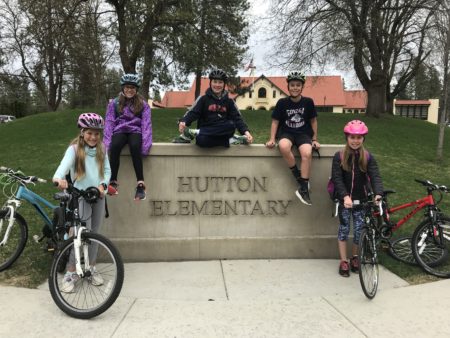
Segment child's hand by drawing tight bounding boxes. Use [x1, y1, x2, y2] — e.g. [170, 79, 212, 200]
[312, 140, 320, 149]
[245, 131, 253, 144]
[53, 178, 68, 190]
[343, 195, 352, 208]
[178, 121, 186, 133]
[265, 139, 276, 148]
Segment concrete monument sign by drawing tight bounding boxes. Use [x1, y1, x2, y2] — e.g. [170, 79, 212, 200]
[104, 143, 343, 261]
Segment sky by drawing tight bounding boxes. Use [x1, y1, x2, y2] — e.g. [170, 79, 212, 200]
[244, 0, 362, 89]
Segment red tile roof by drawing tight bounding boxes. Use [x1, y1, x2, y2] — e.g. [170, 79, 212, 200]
[395, 100, 431, 105]
[344, 90, 367, 109]
[235, 75, 347, 106]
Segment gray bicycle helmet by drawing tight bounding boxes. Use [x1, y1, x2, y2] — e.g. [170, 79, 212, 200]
[209, 68, 228, 83]
[120, 73, 141, 88]
[287, 71, 306, 84]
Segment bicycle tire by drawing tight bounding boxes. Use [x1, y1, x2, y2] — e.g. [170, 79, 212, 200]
[358, 228, 379, 299]
[388, 237, 417, 265]
[412, 216, 450, 278]
[0, 211, 28, 272]
[48, 232, 124, 319]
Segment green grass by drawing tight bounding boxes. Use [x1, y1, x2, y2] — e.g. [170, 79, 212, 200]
[0, 108, 450, 287]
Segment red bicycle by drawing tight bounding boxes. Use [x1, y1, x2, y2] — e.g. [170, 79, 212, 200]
[378, 179, 449, 266]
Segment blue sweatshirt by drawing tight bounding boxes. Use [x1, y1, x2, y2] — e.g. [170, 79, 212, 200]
[54, 145, 111, 190]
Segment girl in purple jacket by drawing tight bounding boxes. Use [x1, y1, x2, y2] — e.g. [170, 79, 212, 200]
[103, 73, 152, 201]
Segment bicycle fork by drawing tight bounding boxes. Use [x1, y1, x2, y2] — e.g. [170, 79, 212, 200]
[73, 227, 91, 277]
[0, 200, 21, 246]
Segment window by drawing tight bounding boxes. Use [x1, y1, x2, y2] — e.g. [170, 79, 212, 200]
[249, 91, 252, 98]
[273, 90, 276, 98]
[258, 88, 267, 98]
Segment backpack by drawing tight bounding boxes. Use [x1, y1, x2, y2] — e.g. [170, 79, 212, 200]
[327, 150, 371, 202]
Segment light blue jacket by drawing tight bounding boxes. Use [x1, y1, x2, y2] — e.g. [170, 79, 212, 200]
[54, 145, 111, 190]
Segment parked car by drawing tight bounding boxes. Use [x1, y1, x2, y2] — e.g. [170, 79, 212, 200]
[0, 115, 16, 123]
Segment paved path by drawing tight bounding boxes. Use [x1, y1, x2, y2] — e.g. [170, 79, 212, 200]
[1, 259, 449, 337]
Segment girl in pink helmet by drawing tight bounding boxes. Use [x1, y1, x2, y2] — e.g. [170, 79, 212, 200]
[330, 120, 384, 277]
[53, 113, 111, 292]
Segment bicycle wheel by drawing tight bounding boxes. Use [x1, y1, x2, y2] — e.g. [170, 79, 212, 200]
[48, 232, 124, 319]
[412, 216, 450, 278]
[358, 228, 379, 299]
[0, 211, 28, 272]
[388, 237, 417, 265]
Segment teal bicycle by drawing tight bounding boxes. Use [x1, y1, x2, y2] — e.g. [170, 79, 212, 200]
[0, 167, 124, 319]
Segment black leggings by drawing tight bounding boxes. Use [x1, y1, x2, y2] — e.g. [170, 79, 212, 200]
[109, 133, 144, 182]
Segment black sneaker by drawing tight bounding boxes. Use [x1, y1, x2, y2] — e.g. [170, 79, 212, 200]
[134, 183, 146, 201]
[295, 186, 312, 205]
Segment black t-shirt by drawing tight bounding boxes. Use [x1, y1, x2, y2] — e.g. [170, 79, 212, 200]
[271, 96, 317, 135]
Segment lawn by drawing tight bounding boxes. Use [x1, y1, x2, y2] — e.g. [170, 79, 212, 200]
[0, 108, 449, 287]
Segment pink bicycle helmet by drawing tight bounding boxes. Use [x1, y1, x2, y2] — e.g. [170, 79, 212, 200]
[77, 113, 104, 130]
[343, 120, 368, 135]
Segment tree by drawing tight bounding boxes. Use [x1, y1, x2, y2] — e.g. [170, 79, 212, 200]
[269, 0, 439, 117]
[65, 0, 116, 107]
[175, 0, 250, 99]
[435, 0, 450, 161]
[106, 0, 186, 99]
[1, 0, 87, 111]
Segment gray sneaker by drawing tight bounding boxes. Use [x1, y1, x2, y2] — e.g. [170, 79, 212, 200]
[183, 128, 196, 140]
[295, 186, 312, 205]
[230, 134, 248, 145]
[172, 135, 191, 143]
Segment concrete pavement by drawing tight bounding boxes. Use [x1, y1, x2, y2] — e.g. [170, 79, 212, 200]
[1, 259, 450, 337]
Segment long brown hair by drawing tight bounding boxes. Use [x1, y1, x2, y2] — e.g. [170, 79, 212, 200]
[70, 131, 106, 180]
[341, 144, 368, 173]
[118, 92, 144, 115]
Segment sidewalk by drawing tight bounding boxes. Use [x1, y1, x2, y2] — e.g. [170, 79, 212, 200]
[1, 259, 450, 337]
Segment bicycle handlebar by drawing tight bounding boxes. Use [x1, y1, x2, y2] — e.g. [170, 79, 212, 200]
[415, 179, 449, 193]
[0, 166, 47, 185]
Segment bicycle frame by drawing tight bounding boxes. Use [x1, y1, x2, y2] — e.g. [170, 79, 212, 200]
[0, 185, 57, 245]
[381, 194, 435, 231]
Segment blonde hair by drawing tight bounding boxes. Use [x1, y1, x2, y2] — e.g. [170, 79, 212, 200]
[341, 144, 368, 173]
[118, 92, 144, 116]
[70, 130, 105, 180]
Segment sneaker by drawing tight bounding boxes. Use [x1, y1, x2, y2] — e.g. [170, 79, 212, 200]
[350, 256, 359, 273]
[107, 181, 119, 196]
[61, 271, 79, 293]
[339, 260, 350, 277]
[295, 186, 312, 205]
[230, 134, 248, 145]
[134, 183, 146, 201]
[172, 135, 191, 143]
[90, 267, 104, 286]
[183, 128, 196, 140]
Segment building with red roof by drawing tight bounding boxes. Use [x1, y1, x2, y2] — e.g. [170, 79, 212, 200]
[157, 75, 439, 123]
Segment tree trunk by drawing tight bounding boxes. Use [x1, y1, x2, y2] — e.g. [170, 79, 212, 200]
[141, 37, 155, 101]
[194, 68, 202, 99]
[365, 82, 386, 117]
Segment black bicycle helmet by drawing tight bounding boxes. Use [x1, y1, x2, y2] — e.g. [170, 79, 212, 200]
[209, 68, 228, 83]
[287, 71, 306, 84]
[120, 73, 141, 88]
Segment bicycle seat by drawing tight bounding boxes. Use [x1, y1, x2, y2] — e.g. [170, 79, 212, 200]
[383, 190, 396, 195]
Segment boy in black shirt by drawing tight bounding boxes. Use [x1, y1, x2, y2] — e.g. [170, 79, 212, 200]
[265, 71, 320, 205]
